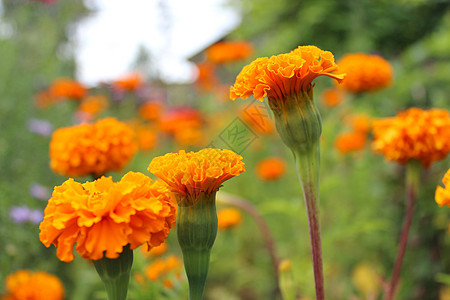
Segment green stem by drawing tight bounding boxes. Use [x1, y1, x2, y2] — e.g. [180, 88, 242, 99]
[93, 245, 133, 300]
[293, 142, 324, 300]
[384, 160, 421, 300]
[176, 192, 218, 300]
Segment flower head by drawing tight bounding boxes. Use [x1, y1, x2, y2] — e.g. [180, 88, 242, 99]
[113, 72, 143, 92]
[337, 53, 393, 93]
[49, 78, 87, 100]
[372, 108, 450, 167]
[321, 88, 345, 107]
[230, 45, 345, 102]
[256, 157, 286, 181]
[78, 95, 109, 118]
[3, 270, 64, 300]
[49, 118, 138, 177]
[435, 169, 450, 207]
[240, 104, 274, 134]
[335, 132, 367, 155]
[148, 148, 245, 201]
[206, 41, 253, 64]
[10, 205, 43, 224]
[217, 208, 243, 230]
[39, 172, 177, 262]
[139, 101, 162, 122]
[195, 62, 219, 92]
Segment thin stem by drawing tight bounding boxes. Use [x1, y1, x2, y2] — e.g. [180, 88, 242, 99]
[383, 161, 420, 300]
[293, 143, 324, 300]
[217, 192, 281, 298]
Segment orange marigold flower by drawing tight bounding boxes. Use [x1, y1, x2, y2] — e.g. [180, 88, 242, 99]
[135, 124, 157, 152]
[337, 53, 393, 93]
[145, 255, 183, 282]
[3, 270, 64, 300]
[230, 45, 345, 102]
[206, 41, 253, 64]
[49, 78, 87, 100]
[217, 208, 243, 230]
[349, 114, 372, 134]
[39, 172, 177, 262]
[256, 157, 286, 181]
[49, 118, 138, 177]
[141, 241, 168, 258]
[240, 104, 274, 134]
[321, 88, 345, 107]
[78, 95, 108, 116]
[148, 148, 245, 200]
[158, 108, 204, 135]
[372, 108, 450, 167]
[113, 72, 143, 91]
[138, 101, 163, 122]
[335, 131, 367, 154]
[195, 62, 219, 92]
[435, 169, 450, 207]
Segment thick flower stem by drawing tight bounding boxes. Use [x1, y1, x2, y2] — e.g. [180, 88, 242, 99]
[176, 193, 218, 300]
[93, 245, 133, 300]
[384, 161, 420, 300]
[293, 143, 324, 300]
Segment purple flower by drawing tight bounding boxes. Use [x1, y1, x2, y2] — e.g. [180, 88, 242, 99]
[27, 119, 53, 137]
[10, 205, 44, 224]
[30, 184, 51, 201]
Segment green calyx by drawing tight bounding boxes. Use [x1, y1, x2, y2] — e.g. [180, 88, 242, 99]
[269, 89, 322, 153]
[176, 192, 218, 300]
[93, 244, 133, 300]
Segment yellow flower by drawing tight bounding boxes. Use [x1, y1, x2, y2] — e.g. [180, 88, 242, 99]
[230, 45, 345, 102]
[351, 263, 380, 298]
[435, 169, 450, 207]
[2, 270, 64, 300]
[337, 53, 393, 93]
[49, 118, 138, 177]
[148, 148, 245, 202]
[217, 208, 243, 230]
[372, 108, 450, 167]
[39, 172, 177, 262]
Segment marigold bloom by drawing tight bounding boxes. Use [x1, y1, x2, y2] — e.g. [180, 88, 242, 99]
[141, 241, 168, 258]
[145, 255, 183, 281]
[240, 104, 274, 134]
[49, 78, 87, 100]
[256, 157, 286, 181]
[138, 101, 162, 122]
[320, 88, 345, 107]
[217, 208, 243, 230]
[335, 132, 367, 154]
[39, 172, 177, 262]
[372, 108, 450, 167]
[206, 41, 253, 64]
[3, 270, 64, 300]
[113, 72, 143, 91]
[148, 148, 245, 201]
[435, 169, 450, 207]
[158, 107, 205, 146]
[134, 124, 157, 151]
[49, 118, 138, 177]
[230, 45, 345, 102]
[78, 95, 108, 116]
[337, 53, 393, 93]
[195, 62, 219, 92]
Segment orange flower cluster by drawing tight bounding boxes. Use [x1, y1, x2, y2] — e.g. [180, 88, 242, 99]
[2, 270, 64, 300]
[321, 88, 345, 107]
[141, 241, 168, 258]
[217, 208, 243, 230]
[49, 118, 138, 177]
[335, 114, 372, 155]
[49, 78, 87, 100]
[113, 72, 143, 91]
[39, 172, 177, 262]
[148, 148, 245, 200]
[158, 108, 205, 146]
[135, 124, 157, 152]
[256, 157, 286, 181]
[337, 53, 393, 93]
[230, 45, 345, 102]
[240, 104, 274, 134]
[206, 41, 253, 64]
[372, 108, 450, 167]
[138, 101, 162, 122]
[77, 95, 109, 120]
[435, 169, 450, 207]
[195, 62, 219, 93]
[145, 255, 183, 288]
